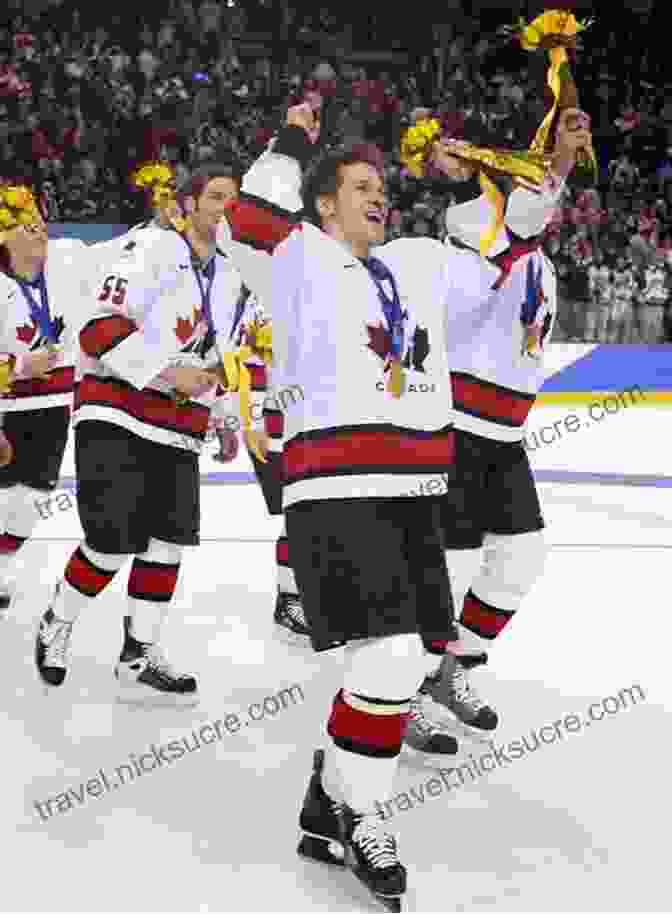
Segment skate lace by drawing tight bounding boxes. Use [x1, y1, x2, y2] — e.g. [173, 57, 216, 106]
[43, 619, 73, 667]
[329, 797, 345, 816]
[352, 816, 398, 869]
[453, 664, 485, 711]
[284, 595, 306, 626]
[408, 694, 437, 736]
[143, 644, 179, 678]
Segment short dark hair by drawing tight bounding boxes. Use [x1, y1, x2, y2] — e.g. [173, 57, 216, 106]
[176, 161, 243, 209]
[301, 143, 386, 227]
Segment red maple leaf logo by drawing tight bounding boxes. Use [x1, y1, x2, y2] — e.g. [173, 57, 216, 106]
[17, 320, 37, 344]
[366, 322, 392, 362]
[175, 307, 203, 345]
[175, 316, 195, 344]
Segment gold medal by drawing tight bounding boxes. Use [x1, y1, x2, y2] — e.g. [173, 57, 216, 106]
[386, 359, 405, 398]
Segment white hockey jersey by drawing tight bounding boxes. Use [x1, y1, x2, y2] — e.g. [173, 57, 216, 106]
[258, 223, 480, 507]
[445, 248, 557, 442]
[74, 228, 256, 454]
[0, 239, 97, 414]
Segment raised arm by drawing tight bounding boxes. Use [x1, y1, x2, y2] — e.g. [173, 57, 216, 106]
[222, 104, 319, 252]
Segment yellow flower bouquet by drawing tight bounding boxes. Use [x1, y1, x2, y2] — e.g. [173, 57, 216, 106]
[131, 161, 189, 233]
[506, 7, 597, 180]
[0, 184, 42, 243]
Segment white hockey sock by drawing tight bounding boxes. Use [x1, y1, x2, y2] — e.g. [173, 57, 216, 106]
[126, 599, 167, 644]
[53, 542, 128, 623]
[323, 634, 428, 813]
[127, 538, 182, 644]
[443, 547, 483, 611]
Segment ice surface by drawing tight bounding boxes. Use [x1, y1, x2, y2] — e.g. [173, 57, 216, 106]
[1, 405, 670, 912]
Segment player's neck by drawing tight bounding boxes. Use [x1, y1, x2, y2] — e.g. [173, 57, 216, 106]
[185, 225, 214, 263]
[8, 252, 44, 283]
[323, 223, 371, 260]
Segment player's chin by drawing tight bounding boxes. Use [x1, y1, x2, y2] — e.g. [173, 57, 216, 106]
[365, 220, 386, 245]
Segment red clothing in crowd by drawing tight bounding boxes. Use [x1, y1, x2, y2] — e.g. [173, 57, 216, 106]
[31, 126, 80, 160]
[303, 78, 337, 97]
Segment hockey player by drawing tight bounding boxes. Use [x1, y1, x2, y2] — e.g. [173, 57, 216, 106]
[406, 106, 594, 754]
[0, 185, 94, 615]
[227, 96, 593, 764]
[218, 104, 499, 911]
[34, 163, 258, 706]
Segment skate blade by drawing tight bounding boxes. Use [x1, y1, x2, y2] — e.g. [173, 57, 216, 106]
[400, 742, 460, 769]
[40, 681, 64, 696]
[297, 832, 346, 867]
[116, 685, 200, 708]
[343, 857, 406, 913]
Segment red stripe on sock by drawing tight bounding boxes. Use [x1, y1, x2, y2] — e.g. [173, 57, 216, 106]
[128, 559, 179, 602]
[65, 547, 117, 597]
[461, 591, 513, 639]
[327, 690, 408, 755]
[275, 537, 289, 566]
[0, 533, 26, 554]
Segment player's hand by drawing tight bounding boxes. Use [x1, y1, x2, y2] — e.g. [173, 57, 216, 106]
[430, 139, 477, 180]
[24, 349, 60, 379]
[286, 102, 320, 144]
[552, 108, 593, 178]
[0, 432, 13, 467]
[173, 367, 218, 399]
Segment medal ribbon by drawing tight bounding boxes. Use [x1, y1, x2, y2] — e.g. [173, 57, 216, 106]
[191, 255, 216, 331]
[17, 272, 56, 343]
[363, 256, 406, 397]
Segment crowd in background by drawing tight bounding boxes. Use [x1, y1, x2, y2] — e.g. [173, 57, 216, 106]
[0, 0, 670, 341]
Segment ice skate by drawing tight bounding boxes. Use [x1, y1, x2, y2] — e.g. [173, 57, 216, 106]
[274, 592, 311, 644]
[421, 652, 498, 742]
[35, 600, 73, 688]
[401, 693, 459, 765]
[337, 803, 407, 913]
[115, 617, 199, 707]
[297, 749, 346, 867]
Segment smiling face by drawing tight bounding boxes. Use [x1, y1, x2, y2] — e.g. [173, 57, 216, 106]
[185, 175, 239, 242]
[318, 161, 388, 257]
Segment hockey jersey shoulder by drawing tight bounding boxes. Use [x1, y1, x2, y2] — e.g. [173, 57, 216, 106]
[0, 271, 17, 301]
[107, 228, 187, 283]
[376, 236, 444, 273]
[47, 238, 88, 257]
